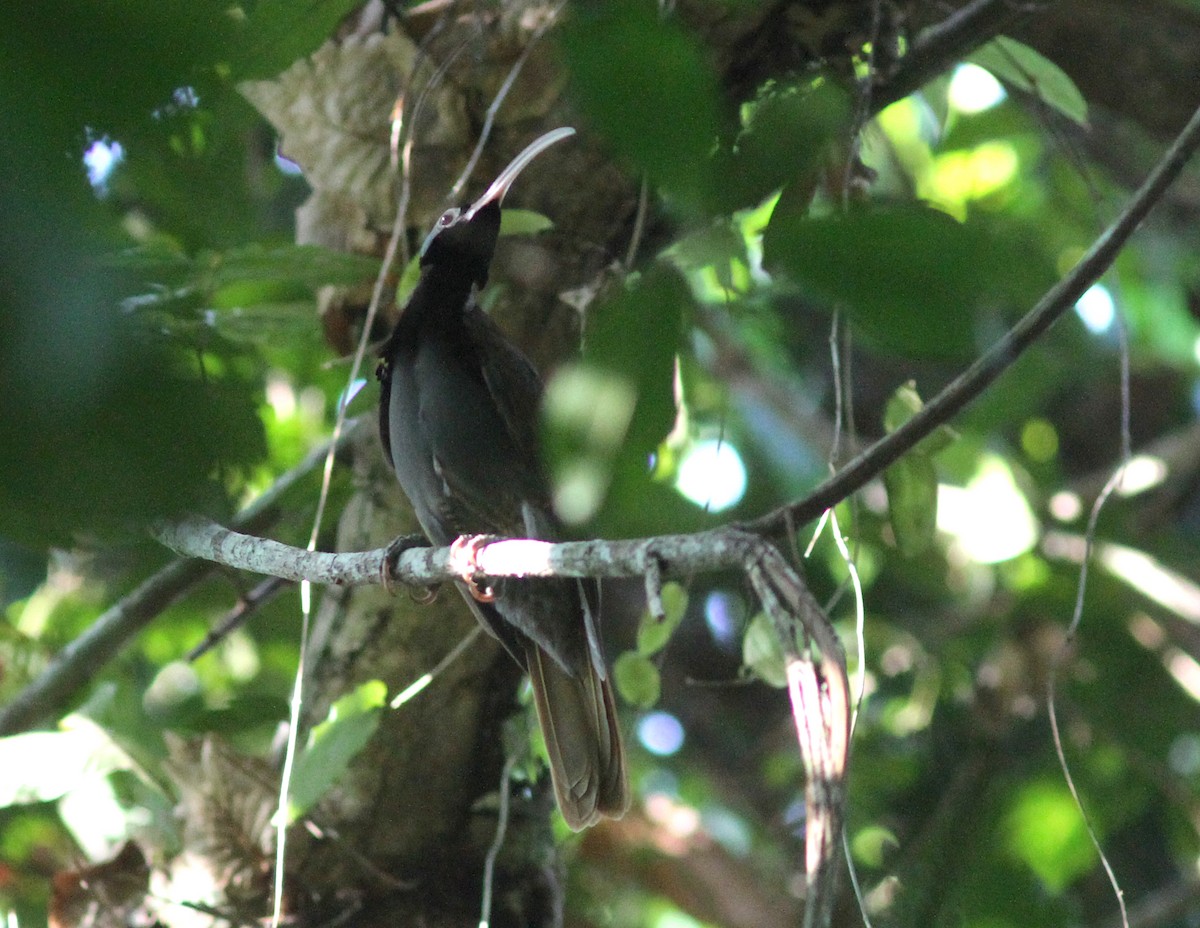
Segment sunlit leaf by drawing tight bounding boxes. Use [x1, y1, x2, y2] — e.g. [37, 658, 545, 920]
[0, 719, 132, 807]
[636, 583, 688, 657]
[1004, 779, 1096, 890]
[883, 454, 939, 557]
[614, 652, 662, 709]
[499, 209, 555, 237]
[969, 37, 1088, 126]
[287, 680, 387, 821]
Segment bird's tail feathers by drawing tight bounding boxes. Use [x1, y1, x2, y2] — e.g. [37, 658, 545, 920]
[525, 643, 629, 831]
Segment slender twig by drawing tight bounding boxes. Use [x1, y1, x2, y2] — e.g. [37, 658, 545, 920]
[447, 1, 566, 202]
[0, 421, 365, 737]
[873, 0, 1028, 114]
[624, 175, 651, 270]
[478, 755, 517, 928]
[187, 575, 291, 661]
[747, 98, 1200, 536]
[1046, 301, 1134, 928]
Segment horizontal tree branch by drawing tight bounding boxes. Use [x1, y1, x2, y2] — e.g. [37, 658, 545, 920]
[152, 516, 775, 587]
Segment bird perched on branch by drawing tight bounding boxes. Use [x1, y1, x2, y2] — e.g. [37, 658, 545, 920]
[376, 128, 629, 830]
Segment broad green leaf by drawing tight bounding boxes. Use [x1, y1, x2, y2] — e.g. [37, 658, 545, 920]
[0, 718, 132, 806]
[714, 77, 852, 212]
[499, 209, 555, 237]
[742, 613, 787, 688]
[231, 0, 366, 81]
[546, 269, 697, 535]
[969, 37, 1088, 126]
[287, 680, 387, 821]
[561, 0, 721, 208]
[614, 652, 662, 709]
[764, 204, 1007, 359]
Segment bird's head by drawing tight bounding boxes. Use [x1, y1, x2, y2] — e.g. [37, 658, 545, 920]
[419, 127, 575, 289]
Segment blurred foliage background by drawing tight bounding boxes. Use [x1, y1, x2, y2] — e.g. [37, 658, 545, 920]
[3, 1, 1200, 926]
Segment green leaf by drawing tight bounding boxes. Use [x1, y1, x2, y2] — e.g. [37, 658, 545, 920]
[851, 825, 900, 868]
[661, 582, 689, 626]
[969, 37, 1088, 126]
[764, 204, 1012, 360]
[0, 718, 133, 807]
[742, 613, 787, 689]
[614, 652, 662, 709]
[1004, 779, 1096, 890]
[715, 77, 852, 212]
[883, 453, 939, 557]
[287, 680, 387, 821]
[884, 381, 958, 455]
[545, 269, 695, 535]
[561, 0, 721, 208]
[230, 0, 365, 81]
[882, 382, 954, 556]
[499, 209, 555, 237]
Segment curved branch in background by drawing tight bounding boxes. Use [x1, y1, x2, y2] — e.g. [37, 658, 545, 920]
[747, 97, 1200, 537]
[0, 420, 366, 737]
[873, 0, 1031, 114]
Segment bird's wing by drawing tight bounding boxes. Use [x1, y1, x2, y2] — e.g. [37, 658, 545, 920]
[406, 305, 542, 537]
[376, 353, 396, 471]
[462, 303, 546, 476]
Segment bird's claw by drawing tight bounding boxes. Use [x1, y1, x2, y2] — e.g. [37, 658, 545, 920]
[382, 533, 439, 603]
[450, 534, 498, 602]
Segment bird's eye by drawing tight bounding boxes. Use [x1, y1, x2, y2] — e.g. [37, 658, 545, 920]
[439, 208, 461, 227]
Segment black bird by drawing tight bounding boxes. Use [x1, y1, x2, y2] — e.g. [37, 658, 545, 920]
[377, 128, 629, 830]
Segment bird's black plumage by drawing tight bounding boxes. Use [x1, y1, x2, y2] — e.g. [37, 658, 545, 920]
[377, 129, 628, 830]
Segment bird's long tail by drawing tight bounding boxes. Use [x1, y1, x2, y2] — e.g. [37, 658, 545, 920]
[525, 643, 629, 830]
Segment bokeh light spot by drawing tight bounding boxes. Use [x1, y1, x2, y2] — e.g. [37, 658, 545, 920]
[1020, 418, 1059, 462]
[675, 439, 747, 512]
[1075, 283, 1115, 333]
[703, 589, 745, 648]
[638, 711, 685, 756]
[938, 457, 1038, 563]
[948, 63, 1007, 113]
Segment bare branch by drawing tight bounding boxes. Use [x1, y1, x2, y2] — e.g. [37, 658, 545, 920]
[153, 517, 770, 586]
[873, 0, 1031, 114]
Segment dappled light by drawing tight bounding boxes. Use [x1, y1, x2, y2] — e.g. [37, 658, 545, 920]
[938, 458, 1039, 564]
[5, 3, 1200, 927]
